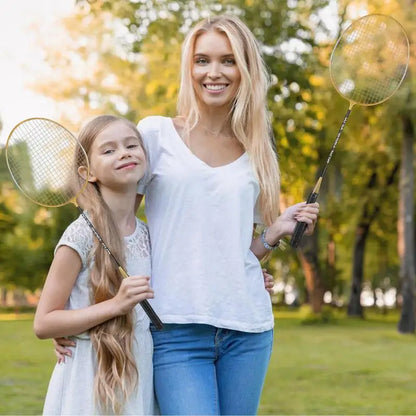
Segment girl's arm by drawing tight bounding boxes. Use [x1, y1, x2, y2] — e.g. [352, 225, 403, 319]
[34, 245, 154, 340]
[251, 202, 319, 260]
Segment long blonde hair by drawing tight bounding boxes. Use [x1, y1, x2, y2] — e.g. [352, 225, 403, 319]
[177, 15, 280, 225]
[73, 115, 145, 414]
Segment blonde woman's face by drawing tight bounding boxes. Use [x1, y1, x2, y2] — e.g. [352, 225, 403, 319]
[191, 30, 241, 111]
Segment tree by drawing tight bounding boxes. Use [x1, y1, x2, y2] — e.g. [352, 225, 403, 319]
[348, 163, 400, 317]
[396, 0, 416, 333]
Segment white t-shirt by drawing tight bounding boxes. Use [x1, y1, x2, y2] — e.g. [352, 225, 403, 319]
[138, 116, 273, 333]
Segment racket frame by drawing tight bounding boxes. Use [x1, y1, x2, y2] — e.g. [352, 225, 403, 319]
[290, 14, 410, 248]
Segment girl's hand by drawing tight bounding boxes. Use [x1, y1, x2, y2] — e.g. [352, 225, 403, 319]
[53, 337, 76, 364]
[262, 269, 275, 295]
[112, 275, 154, 315]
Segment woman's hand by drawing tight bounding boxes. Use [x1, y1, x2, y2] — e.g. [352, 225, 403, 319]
[262, 269, 275, 295]
[272, 202, 319, 239]
[112, 275, 154, 316]
[53, 337, 76, 364]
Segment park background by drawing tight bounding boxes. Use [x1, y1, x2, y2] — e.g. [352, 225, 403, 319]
[0, 0, 415, 414]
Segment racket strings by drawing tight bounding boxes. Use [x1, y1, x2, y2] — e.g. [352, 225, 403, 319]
[6, 119, 87, 207]
[330, 14, 409, 106]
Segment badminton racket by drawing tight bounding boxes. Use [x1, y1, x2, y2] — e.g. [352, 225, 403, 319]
[290, 13, 410, 247]
[5, 117, 163, 329]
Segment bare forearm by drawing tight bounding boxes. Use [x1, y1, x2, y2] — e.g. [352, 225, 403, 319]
[250, 226, 285, 260]
[34, 299, 119, 339]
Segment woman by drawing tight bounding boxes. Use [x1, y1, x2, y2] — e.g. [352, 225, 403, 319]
[135, 15, 319, 415]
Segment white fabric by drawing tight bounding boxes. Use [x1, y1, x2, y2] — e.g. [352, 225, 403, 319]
[43, 216, 156, 415]
[138, 116, 273, 333]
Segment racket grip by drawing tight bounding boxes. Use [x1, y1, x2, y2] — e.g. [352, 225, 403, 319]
[290, 191, 319, 248]
[140, 300, 164, 330]
[118, 267, 164, 330]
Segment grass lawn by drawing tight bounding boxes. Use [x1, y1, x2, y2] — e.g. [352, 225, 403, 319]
[0, 310, 415, 415]
[259, 309, 416, 415]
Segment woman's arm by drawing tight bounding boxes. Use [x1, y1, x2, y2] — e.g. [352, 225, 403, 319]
[251, 202, 319, 260]
[34, 245, 154, 339]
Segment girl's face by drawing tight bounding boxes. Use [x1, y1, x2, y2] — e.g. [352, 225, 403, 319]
[87, 120, 146, 189]
[191, 30, 241, 111]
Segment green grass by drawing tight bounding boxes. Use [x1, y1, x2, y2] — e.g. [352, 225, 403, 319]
[259, 309, 416, 415]
[0, 317, 54, 415]
[0, 311, 415, 415]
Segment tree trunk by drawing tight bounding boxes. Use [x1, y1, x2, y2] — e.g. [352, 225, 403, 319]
[298, 226, 324, 313]
[347, 223, 370, 317]
[326, 237, 336, 296]
[348, 164, 399, 317]
[347, 170, 377, 318]
[397, 114, 415, 333]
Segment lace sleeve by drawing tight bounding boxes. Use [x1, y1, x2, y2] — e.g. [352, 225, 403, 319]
[126, 219, 151, 259]
[55, 216, 94, 268]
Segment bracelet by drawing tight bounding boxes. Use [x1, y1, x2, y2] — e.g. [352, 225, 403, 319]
[261, 228, 280, 250]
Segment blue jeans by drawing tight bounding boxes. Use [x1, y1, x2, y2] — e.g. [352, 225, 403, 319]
[150, 323, 273, 415]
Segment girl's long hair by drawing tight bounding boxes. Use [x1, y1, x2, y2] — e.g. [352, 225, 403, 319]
[73, 115, 145, 414]
[177, 15, 280, 225]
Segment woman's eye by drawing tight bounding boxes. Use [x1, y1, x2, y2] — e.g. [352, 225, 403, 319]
[223, 58, 236, 65]
[195, 57, 208, 65]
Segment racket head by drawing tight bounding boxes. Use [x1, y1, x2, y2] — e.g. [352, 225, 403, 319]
[5, 118, 89, 208]
[330, 14, 409, 107]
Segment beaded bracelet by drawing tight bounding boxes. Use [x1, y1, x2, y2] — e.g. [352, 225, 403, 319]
[261, 228, 281, 250]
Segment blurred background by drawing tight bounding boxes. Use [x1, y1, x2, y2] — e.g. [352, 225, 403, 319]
[0, 1, 415, 413]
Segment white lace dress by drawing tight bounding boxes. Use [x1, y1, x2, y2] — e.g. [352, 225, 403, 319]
[42, 216, 156, 415]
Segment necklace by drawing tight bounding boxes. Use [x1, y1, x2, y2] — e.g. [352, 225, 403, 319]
[200, 124, 234, 139]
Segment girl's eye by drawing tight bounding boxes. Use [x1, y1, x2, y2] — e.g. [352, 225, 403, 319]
[103, 149, 114, 154]
[127, 144, 139, 149]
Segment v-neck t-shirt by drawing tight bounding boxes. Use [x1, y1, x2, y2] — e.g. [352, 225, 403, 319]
[137, 116, 273, 333]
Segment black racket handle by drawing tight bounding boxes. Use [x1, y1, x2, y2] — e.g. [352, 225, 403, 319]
[140, 300, 164, 330]
[290, 191, 319, 248]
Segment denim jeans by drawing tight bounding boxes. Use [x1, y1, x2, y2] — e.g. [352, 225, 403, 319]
[150, 323, 273, 415]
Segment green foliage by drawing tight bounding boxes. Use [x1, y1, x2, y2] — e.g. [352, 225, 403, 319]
[0, 147, 77, 290]
[1, 0, 414, 300]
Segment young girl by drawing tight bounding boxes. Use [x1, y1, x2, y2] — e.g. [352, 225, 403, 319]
[34, 115, 156, 415]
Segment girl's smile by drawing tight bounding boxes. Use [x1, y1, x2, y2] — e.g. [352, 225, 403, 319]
[116, 162, 139, 170]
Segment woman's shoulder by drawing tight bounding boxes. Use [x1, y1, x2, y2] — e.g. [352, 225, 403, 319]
[137, 115, 172, 133]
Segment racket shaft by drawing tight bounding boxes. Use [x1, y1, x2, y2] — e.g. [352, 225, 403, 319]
[140, 300, 164, 329]
[291, 107, 351, 249]
[290, 191, 319, 248]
